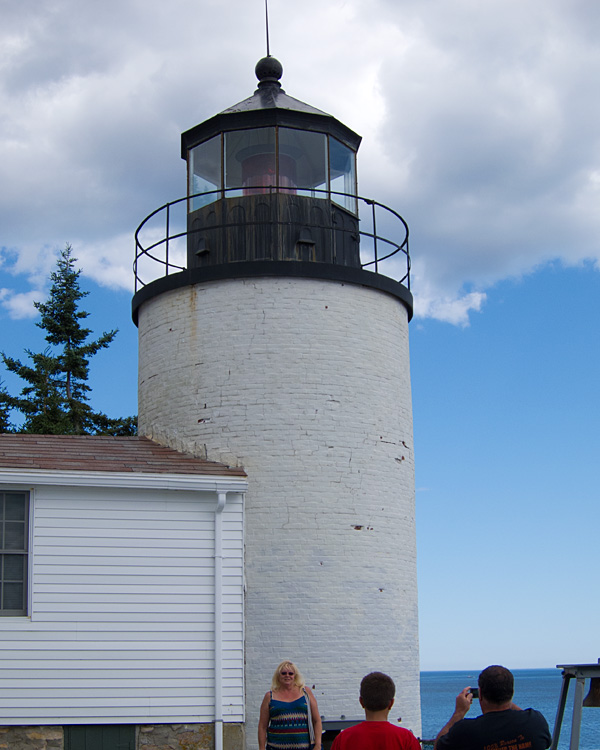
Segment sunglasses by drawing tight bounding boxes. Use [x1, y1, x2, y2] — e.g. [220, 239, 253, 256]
[280, 671, 295, 676]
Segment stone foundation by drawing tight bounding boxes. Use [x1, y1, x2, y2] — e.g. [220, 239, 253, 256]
[139, 723, 244, 750]
[0, 726, 63, 750]
[0, 724, 245, 750]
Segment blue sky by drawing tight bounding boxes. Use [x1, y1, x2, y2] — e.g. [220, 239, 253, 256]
[1, 0, 599, 671]
[413, 264, 600, 669]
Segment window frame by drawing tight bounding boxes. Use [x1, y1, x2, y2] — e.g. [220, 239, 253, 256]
[0, 489, 30, 617]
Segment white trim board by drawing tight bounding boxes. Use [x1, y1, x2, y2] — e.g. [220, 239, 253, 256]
[0, 468, 247, 493]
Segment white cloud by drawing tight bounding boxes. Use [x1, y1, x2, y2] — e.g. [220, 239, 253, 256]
[0, 288, 43, 320]
[74, 234, 136, 292]
[1, 0, 600, 325]
[415, 289, 486, 327]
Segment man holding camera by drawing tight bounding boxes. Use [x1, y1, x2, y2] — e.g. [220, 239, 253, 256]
[435, 665, 551, 750]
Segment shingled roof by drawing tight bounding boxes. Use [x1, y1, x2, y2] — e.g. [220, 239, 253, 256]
[0, 434, 246, 477]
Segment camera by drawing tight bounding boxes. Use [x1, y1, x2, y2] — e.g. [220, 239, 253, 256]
[469, 688, 479, 699]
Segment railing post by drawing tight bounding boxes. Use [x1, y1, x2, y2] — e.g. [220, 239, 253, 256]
[371, 201, 378, 273]
[165, 202, 170, 276]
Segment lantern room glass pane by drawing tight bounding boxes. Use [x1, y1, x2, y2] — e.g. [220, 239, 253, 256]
[330, 137, 357, 214]
[225, 128, 276, 197]
[189, 135, 221, 210]
[278, 128, 327, 197]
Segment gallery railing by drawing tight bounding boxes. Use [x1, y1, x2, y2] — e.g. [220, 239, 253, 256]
[134, 187, 410, 293]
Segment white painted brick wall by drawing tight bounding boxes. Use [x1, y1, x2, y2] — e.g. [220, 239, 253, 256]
[138, 276, 421, 746]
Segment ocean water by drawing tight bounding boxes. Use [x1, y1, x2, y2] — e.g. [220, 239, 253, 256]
[420, 669, 600, 750]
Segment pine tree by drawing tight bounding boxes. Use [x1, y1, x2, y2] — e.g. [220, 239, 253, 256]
[0, 380, 14, 433]
[1, 349, 66, 434]
[0, 245, 137, 435]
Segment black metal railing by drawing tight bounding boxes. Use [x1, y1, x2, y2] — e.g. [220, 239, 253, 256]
[134, 187, 410, 292]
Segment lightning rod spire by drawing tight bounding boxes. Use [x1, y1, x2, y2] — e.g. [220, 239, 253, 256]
[265, 0, 271, 57]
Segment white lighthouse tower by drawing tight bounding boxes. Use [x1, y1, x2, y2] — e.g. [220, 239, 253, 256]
[133, 56, 420, 748]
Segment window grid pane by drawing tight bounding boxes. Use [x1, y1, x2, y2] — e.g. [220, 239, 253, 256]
[278, 128, 328, 195]
[329, 136, 357, 214]
[188, 134, 222, 210]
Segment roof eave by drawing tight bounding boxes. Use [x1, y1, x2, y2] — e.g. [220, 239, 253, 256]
[181, 108, 361, 158]
[0, 467, 248, 493]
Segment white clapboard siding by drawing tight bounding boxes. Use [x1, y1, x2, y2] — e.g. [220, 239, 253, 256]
[0, 482, 244, 725]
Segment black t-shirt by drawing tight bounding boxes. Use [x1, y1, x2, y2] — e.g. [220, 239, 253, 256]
[437, 709, 551, 750]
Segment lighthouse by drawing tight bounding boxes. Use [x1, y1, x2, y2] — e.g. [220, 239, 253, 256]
[133, 56, 420, 748]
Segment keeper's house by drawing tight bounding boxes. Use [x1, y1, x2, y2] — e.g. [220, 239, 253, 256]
[0, 434, 247, 750]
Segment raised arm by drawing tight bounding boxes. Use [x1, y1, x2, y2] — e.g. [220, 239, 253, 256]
[434, 687, 473, 750]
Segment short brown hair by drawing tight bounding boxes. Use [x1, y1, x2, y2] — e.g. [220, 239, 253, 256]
[478, 665, 514, 704]
[360, 672, 395, 711]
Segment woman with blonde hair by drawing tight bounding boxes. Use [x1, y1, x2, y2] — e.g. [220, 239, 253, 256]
[258, 660, 322, 750]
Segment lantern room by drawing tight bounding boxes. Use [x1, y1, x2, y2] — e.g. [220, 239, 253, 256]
[181, 56, 362, 269]
[133, 55, 412, 325]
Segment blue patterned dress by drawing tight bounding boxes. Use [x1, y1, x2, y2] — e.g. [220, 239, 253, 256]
[267, 691, 311, 750]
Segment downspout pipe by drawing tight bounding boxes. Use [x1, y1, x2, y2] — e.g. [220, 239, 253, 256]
[215, 491, 227, 750]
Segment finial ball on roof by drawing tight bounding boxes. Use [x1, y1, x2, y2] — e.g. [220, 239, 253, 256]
[255, 56, 283, 83]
